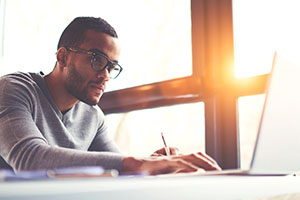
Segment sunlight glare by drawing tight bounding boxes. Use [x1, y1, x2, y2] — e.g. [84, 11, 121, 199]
[233, 0, 300, 78]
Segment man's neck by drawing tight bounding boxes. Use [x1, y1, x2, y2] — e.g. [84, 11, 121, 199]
[44, 72, 78, 113]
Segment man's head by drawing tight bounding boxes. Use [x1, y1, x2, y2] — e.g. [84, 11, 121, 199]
[57, 17, 118, 50]
[55, 17, 121, 107]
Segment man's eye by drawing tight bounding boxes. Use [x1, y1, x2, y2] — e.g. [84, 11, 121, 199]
[93, 56, 106, 65]
[107, 66, 114, 72]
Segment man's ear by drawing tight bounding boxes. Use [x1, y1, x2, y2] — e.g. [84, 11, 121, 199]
[56, 47, 68, 67]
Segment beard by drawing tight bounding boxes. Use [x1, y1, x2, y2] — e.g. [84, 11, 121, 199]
[64, 62, 103, 105]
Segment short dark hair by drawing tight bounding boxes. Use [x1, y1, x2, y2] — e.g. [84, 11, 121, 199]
[57, 16, 118, 50]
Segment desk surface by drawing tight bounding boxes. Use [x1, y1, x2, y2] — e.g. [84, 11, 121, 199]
[0, 175, 300, 200]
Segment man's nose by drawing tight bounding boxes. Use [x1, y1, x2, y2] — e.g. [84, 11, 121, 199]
[96, 68, 110, 81]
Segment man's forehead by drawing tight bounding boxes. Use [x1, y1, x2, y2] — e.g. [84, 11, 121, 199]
[81, 30, 120, 60]
[82, 30, 108, 45]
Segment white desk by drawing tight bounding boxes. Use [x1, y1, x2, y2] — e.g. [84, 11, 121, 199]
[0, 175, 300, 200]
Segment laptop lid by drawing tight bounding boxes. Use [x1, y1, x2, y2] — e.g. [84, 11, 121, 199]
[250, 53, 300, 175]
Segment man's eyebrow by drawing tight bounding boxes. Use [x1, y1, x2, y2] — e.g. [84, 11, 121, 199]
[89, 48, 119, 63]
[89, 48, 106, 55]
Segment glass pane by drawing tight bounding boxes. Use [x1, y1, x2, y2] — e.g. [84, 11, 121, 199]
[238, 94, 265, 169]
[106, 102, 205, 156]
[0, 0, 192, 91]
[233, 0, 300, 78]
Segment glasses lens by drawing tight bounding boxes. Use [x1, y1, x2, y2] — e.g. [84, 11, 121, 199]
[91, 55, 107, 71]
[109, 64, 122, 79]
[91, 54, 122, 79]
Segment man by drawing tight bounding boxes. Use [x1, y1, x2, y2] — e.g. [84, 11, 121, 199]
[0, 17, 220, 175]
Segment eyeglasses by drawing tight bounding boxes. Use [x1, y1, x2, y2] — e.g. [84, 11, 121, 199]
[66, 47, 123, 79]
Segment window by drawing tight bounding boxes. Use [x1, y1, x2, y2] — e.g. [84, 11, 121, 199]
[107, 102, 205, 156]
[238, 95, 265, 169]
[233, 0, 300, 168]
[101, 0, 239, 169]
[0, 0, 192, 92]
[233, 0, 300, 78]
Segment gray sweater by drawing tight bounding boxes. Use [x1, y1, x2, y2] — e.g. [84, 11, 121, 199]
[0, 72, 124, 172]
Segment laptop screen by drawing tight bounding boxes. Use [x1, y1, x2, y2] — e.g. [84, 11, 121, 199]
[250, 53, 300, 174]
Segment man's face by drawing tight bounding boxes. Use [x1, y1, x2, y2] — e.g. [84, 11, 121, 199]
[64, 30, 120, 105]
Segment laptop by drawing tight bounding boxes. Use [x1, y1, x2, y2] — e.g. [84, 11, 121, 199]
[202, 53, 300, 176]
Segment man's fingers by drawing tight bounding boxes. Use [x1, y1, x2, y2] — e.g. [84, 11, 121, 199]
[169, 147, 179, 155]
[196, 152, 219, 166]
[151, 147, 179, 156]
[176, 168, 206, 174]
[193, 153, 221, 171]
[144, 158, 199, 175]
[174, 153, 221, 171]
[171, 159, 199, 173]
[151, 152, 163, 157]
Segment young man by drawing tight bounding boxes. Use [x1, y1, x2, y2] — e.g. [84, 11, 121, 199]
[0, 17, 220, 175]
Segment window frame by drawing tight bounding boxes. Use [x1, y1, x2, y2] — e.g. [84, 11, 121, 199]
[99, 0, 268, 169]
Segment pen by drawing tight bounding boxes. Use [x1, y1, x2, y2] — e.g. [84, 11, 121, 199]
[161, 132, 171, 156]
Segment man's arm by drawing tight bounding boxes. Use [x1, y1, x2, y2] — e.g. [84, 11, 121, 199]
[0, 77, 124, 172]
[0, 105, 124, 171]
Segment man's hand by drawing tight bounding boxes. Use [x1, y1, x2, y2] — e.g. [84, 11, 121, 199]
[122, 152, 221, 176]
[172, 152, 222, 171]
[151, 147, 179, 156]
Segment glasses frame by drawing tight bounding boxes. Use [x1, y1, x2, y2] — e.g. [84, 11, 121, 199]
[65, 47, 123, 79]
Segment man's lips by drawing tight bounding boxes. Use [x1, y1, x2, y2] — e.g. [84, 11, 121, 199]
[89, 83, 105, 93]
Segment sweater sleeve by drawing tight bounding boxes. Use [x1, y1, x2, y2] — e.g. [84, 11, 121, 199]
[0, 76, 124, 172]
